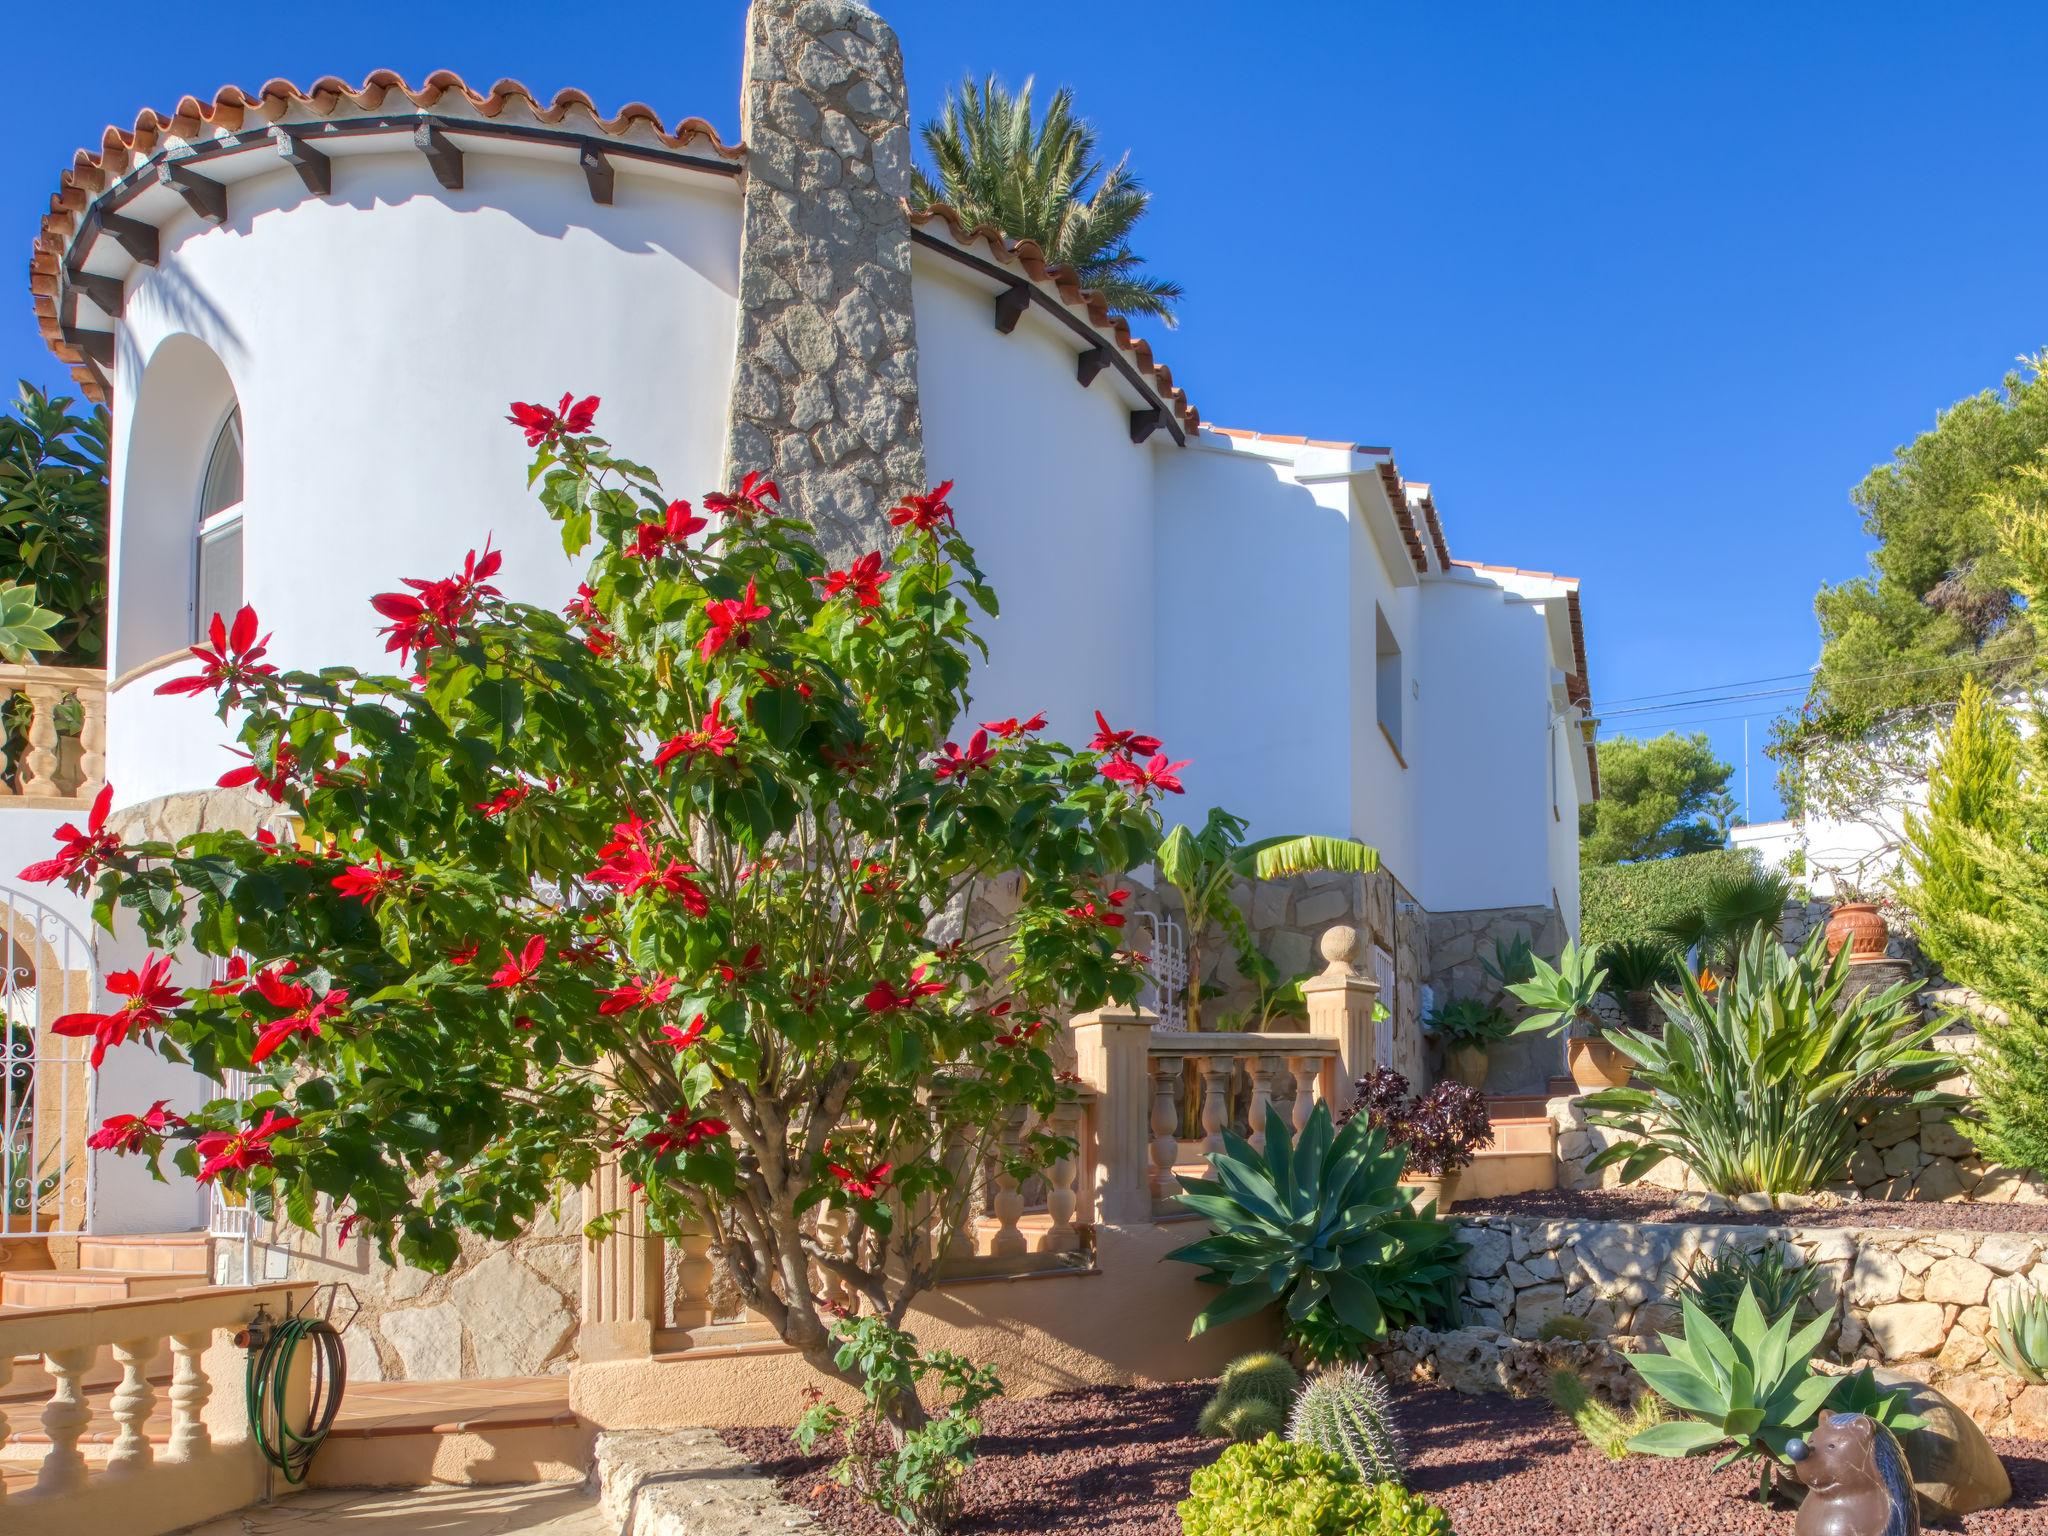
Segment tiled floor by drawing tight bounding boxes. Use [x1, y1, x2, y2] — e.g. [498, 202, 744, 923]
[170, 1483, 610, 1534]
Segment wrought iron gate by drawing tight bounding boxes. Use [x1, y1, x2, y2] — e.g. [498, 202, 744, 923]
[0, 883, 98, 1236]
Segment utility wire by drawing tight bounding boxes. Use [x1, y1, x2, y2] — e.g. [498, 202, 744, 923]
[1590, 650, 2031, 720]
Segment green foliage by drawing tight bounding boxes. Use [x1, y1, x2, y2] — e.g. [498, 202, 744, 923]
[910, 75, 1182, 325]
[1287, 1362, 1407, 1485]
[1991, 1284, 2048, 1384]
[1199, 1395, 1285, 1443]
[1829, 1365, 1932, 1438]
[0, 383, 107, 663]
[1156, 807, 1377, 1030]
[795, 1316, 1002, 1536]
[66, 406, 1173, 1412]
[1582, 930, 1965, 1196]
[1166, 1104, 1465, 1363]
[1775, 352, 2048, 791]
[1655, 867, 1791, 973]
[1547, 1367, 1664, 1460]
[1200, 1352, 1301, 1441]
[1580, 848, 1762, 952]
[1179, 1437, 1450, 1536]
[1479, 933, 1535, 989]
[1580, 732, 1734, 865]
[1505, 941, 1608, 1038]
[1424, 997, 1514, 1047]
[1537, 1314, 1595, 1343]
[1598, 936, 1681, 994]
[0, 579, 64, 662]
[1671, 1245, 1822, 1333]
[1897, 676, 2018, 967]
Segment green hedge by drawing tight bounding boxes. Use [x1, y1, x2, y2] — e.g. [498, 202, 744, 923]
[1581, 848, 1761, 950]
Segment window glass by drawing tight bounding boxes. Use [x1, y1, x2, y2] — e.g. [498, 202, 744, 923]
[199, 410, 243, 520]
[195, 408, 244, 637]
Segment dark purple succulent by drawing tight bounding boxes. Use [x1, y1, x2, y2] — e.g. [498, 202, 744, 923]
[1341, 1068, 1493, 1177]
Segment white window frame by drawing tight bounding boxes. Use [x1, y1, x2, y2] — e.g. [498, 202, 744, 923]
[193, 406, 244, 640]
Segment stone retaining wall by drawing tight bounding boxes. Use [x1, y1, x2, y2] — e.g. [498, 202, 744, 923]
[1447, 1214, 2048, 1437]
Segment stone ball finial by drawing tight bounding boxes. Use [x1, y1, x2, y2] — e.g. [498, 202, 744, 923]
[1319, 924, 1359, 972]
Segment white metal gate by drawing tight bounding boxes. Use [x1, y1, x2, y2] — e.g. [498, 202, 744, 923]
[203, 954, 258, 1284]
[0, 883, 98, 1236]
[1132, 909, 1187, 1029]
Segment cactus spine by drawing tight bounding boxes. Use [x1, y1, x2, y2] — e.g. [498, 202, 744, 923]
[1286, 1363, 1407, 1484]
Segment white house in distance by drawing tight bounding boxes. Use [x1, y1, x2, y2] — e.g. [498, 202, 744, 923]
[8, 4, 1595, 1369]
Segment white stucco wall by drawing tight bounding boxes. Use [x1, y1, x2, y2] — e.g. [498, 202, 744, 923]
[105, 147, 744, 812]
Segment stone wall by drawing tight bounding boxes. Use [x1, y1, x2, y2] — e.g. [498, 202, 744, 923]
[1425, 902, 1569, 1095]
[1444, 1214, 2048, 1438]
[726, 0, 925, 565]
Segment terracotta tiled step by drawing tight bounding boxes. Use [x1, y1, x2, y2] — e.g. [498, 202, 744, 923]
[1486, 1094, 1553, 1121]
[0, 1268, 195, 1308]
[73, 1233, 210, 1275]
[308, 1376, 593, 1488]
[1487, 1116, 1555, 1154]
[1460, 1148, 1558, 1199]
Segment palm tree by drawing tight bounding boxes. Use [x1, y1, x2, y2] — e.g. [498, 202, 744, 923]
[911, 74, 1184, 326]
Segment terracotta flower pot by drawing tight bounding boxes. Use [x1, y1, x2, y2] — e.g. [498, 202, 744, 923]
[1825, 902, 1888, 961]
[1567, 1036, 1632, 1092]
[1403, 1168, 1461, 1214]
[1444, 1042, 1490, 1088]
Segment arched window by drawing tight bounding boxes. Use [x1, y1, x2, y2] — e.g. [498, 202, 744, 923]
[194, 407, 243, 638]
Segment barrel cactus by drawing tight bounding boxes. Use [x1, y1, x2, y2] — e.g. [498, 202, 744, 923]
[1287, 1362, 1407, 1484]
[1199, 1352, 1302, 1441]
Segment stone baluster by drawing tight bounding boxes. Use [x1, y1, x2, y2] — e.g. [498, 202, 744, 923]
[1249, 1055, 1280, 1152]
[1069, 1007, 1155, 1224]
[989, 1106, 1029, 1259]
[76, 684, 106, 801]
[925, 1083, 979, 1264]
[107, 1335, 158, 1475]
[578, 1154, 662, 1361]
[1149, 1052, 1183, 1203]
[37, 1345, 94, 1494]
[21, 685, 60, 800]
[1285, 1054, 1323, 1134]
[1198, 1055, 1233, 1159]
[672, 1211, 716, 1337]
[1037, 1099, 1081, 1255]
[168, 1330, 212, 1459]
[1301, 926, 1380, 1118]
[813, 1203, 851, 1311]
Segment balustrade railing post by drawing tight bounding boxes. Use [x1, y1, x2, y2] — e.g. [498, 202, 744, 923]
[1198, 1055, 1231, 1158]
[0, 1351, 10, 1503]
[1037, 1099, 1081, 1254]
[1301, 925, 1379, 1117]
[1068, 1005, 1156, 1223]
[168, 1329, 212, 1459]
[37, 1345, 93, 1494]
[77, 684, 106, 800]
[1249, 1055, 1279, 1151]
[21, 685, 60, 799]
[1284, 1054, 1320, 1136]
[672, 1210, 716, 1338]
[989, 1105, 1029, 1258]
[1149, 1053, 1183, 1205]
[578, 1155, 662, 1361]
[107, 1336, 157, 1475]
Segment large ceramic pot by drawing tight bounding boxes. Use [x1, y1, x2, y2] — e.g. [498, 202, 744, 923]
[1826, 902, 1889, 961]
[1567, 1036, 1632, 1092]
[1403, 1168, 1462, 1214]
[1444, 1042, 1490, 1088]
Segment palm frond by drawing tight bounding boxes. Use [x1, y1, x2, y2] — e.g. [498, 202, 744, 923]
[1239, 835, 1381, 881]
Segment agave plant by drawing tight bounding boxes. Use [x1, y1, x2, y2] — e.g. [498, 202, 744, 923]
[1992, 1284, 2048, 1384]
[1425, 998, 1515, 1047]
[1581, 928, 1964, 1195]
[1480, 933, 1536, 989]
[1166, 1103, 1464, 1362]
[1506, 941, 1608, 1038]
[1626, 1285, 1921, 1501]
[1672, 1245, 1822, 1332]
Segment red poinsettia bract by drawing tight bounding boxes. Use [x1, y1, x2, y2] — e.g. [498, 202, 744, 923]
[53, 953, 183, 1069]
[247, 969, 349, 1065]
[507, 392, 599, 448]
[932, 729, 995, 781]
[1099, 752, 1189, 797]
[661, 1014, 707, 1052]
[587, 817, 708, 912]
[1089, 712, 1162, 760]
[1066, 888, 1131, 928]
[218, 744, 299, 803]
[653, 696, 739, 769]
[699, 580, 771, 660]
[628, 499, 708, 560]
[87, 1099, 185, 1153]
[641, 1110, 729, 1155]
[981, 712, 1047, 740]
[487, 936, 547, 991]
[20, 781, 118, 884]
[156, 605, 276, 698]
[331, 855, 406, 905]
[818, 552, 889, 609]
[862, 965, 946, 1014]
[371, 543, 503, 666]
[195, 1108, 301, 1183]
[888, 480, 955, 532]
[599, 974, 675, 1015]
[829, 1158, 894, 1200]
[703, 471, 780, 521]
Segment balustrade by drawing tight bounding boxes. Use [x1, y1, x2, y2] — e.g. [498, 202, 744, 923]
[0, 664, 105, 806]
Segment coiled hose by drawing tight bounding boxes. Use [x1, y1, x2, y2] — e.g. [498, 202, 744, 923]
[245, 1313, 348, 1484]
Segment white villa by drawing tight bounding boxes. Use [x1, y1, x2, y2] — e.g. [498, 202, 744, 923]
[0, 5, 1595, 1526]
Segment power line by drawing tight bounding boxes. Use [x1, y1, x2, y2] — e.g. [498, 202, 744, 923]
[1590, 669, 1815, 709]
[1590, 650, 2030, 720]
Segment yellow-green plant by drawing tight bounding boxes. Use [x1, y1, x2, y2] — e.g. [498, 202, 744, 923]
[1548, 1367, 1663, 1460]
[1992, 1284, 2048, 1384]
[1897, 674, 2019, 963]
[1199, 1351, 1301, 1442]
[1178, 1437, 1450, 1536]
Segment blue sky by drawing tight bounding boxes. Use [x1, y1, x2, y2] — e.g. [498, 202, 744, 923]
[6, 1, 2045, 821]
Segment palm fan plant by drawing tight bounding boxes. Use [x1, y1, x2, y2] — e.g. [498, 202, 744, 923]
[1582, 929, 1965, 1196]
[911, 74, 1183, 325]
[1657, 867, 1790, 975]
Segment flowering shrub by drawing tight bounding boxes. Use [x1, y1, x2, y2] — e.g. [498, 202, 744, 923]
[1341, 1069, 1493, 1178]
[39, 398, 1181, 1417]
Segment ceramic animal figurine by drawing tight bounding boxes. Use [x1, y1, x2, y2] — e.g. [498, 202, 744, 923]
[1786, 1413, 1920, 1536]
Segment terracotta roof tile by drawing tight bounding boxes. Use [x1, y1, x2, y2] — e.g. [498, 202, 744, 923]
[32, 71, 743, 399]
[1208, 426, 1393, 455]
[1374, 461, 1429, 575]
[1407, 484, 1451, 569]
[905, 201, 1199, 437]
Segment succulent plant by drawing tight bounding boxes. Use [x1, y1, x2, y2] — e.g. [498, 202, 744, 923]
[1548, 1367, 1664, 1460]
[1671, 1243, 1822, 1331]
[1992, 1284, 2048, 1384]
[1288, 1362, 1407, 1484]
[1199, 1395, 1285, 1442]
[1340, 1069, 1494, 1179]
[1218, 1351, 1302, 1409]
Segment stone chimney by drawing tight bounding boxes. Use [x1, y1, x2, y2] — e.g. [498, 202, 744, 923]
[727, 2, 927, 564]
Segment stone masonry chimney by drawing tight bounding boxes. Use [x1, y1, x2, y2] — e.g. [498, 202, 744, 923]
[726, 2, 927, 565]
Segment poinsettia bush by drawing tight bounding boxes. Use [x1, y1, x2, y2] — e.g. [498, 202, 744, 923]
[39, 397, 1182, 1409]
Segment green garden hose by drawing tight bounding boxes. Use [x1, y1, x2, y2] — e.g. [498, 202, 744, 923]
[244, 1312, 348, 1484]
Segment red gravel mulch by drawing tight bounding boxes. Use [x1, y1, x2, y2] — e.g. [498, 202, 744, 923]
[722, 1379, 2048, 1535]
[1457, 1186, 2048, 1233]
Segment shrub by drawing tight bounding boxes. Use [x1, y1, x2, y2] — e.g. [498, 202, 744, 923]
[1992, 1284, 2048, 1384]
[1580, 848, 1761, 951]
[1178, 1437, 1450, 1536]
[1341, 1068, 1493, 1179]
[1657, 867, 1792, 973]
[1199, 1352, 1301, 1441]
[1425, 997, 1514, 1047]
[1599, 936, 1681, 994]
[1288, 1362, 1407, 1484]
[1505, 941, 1607, 1039]
[1671, 1244, 1822, 1332]
[1167, 1104, 1465, 1364]
[794, 1316, 1002, 1536]
[1548, 1367, 1664, 1459]
[1583, 929, 1964, 1195]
